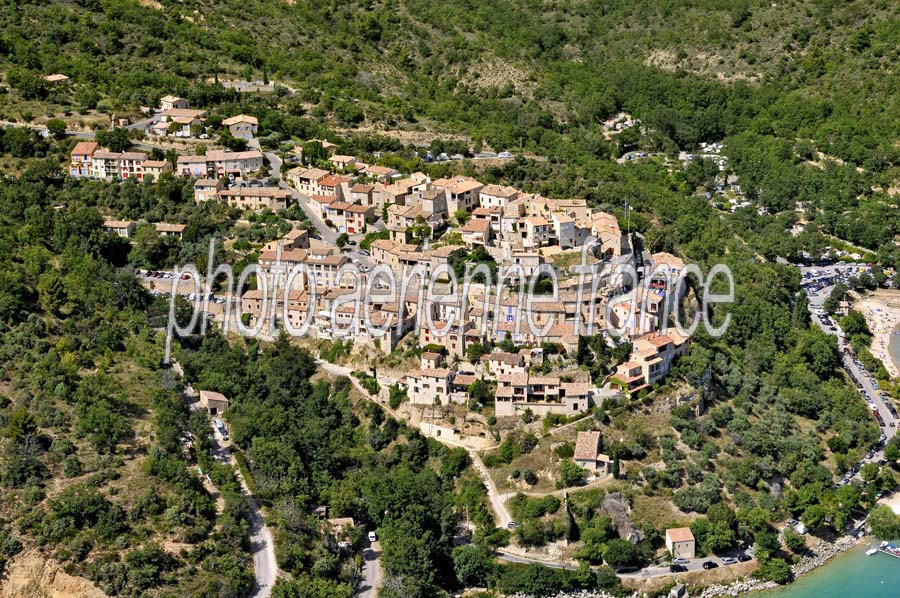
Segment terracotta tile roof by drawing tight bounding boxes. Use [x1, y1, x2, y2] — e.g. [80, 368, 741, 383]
[573, 431, 601, 461]
[222, 114, 258, 126]
[666, 528, 695, 543]
[71, 141, 98, 156]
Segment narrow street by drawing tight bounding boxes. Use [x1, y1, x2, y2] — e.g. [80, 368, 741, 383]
[357, 539, 382, 598]
[264, 149, 338, 245]
[174, 361, 280, 598]
[208, 424, 279, 598]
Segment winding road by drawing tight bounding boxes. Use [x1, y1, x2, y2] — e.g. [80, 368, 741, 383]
[173, 361, 279, 598]
[209, 424, 279, 598]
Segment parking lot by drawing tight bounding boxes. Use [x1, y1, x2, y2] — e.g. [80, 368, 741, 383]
[801, 262, 897, 486]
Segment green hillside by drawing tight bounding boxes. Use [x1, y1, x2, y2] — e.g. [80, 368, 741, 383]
[3, 0, 900, 171]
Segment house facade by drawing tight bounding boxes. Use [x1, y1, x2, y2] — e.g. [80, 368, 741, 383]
[223, 114, 259, 140]
[69, 141, 98, 177]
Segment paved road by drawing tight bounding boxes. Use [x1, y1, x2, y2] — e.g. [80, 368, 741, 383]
[264, 150, 338, 245]
[497, 547, 753, 578]
[208, 420, 279, 598]
[316, 359, 512, 531]
[357, 540, 382, 598]
[801, 263, 896, 475]
[263, 152, 377, 270]
[170, 356, 279, 598]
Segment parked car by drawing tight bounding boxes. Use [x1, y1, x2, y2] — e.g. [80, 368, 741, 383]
[498, 151, 513, 159]
[368, 531, 377, 542]
[702, 561, 718, 570]
[673, 558, 689, 565]
[669, 564, 687, 573]
[721, 557, 737, 565]
[738, 554, 752, 562]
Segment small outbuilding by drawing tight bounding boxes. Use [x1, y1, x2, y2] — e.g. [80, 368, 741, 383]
[199, 390, 229, 415]
[665, 527, 696, 559]
[573, 431, 612, 474]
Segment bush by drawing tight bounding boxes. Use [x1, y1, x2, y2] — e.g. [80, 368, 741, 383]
[557, 459, 586, 488]
[63, 455, 83, 478]
[757, 557, 792, 584]
[509, 494, 560, 519]
[388, 384, 407, 410]
[453, 545, 497, 587]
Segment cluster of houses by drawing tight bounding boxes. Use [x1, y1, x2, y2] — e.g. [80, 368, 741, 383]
[68, 93, 265, 182]
[102, 219, 186, 239]
[69, 141, 173, 182]
[69, 142, 265, 183]
[237, 215, 689, 407]
[150, 95, 258, 140]
[402, 348, 597, 418]
[286, 161, 634, 257]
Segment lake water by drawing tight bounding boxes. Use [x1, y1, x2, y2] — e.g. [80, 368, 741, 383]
[889, 324, 900, 377]
[750, 545, 900, 598]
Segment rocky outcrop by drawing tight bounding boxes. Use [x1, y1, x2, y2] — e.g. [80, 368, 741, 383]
[791, 535, 856, 577]
[508, 592, 627, 598]
[0, 549, 105, 598]
[602, 492, 644, 544]
[697, 579, 776, 598]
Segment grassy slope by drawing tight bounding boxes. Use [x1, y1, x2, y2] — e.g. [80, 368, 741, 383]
[3, 1, 899, 127]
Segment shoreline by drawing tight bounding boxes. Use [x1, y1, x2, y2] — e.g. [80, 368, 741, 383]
[699, 535, 863, 598]
[855, 292, 900, 380]
[502, 535, 865, 598]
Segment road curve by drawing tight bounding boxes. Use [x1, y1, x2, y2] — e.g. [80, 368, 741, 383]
[210, 422, 279, 597]
[173, 358, 279, 598]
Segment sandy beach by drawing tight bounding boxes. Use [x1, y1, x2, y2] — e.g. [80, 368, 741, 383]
[878, 491, 900, 515]
[854, 290, 900, 380]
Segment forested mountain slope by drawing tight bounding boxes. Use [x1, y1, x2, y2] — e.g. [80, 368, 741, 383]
[3, 0, 900, 172]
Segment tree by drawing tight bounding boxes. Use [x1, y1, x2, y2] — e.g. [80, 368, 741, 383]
[466, 343, 485, 362]
[782, 528, 806, 553]
[869, 506, 900, 540]
[336, 233, 349, 248]
[96, 127, 133, 152]
[558, 459, 585, 488]
[885, 439, 900, 462]
[839, 311, 870, 337]
[860, 463, 879, 482]
[46, 118, 67, 140]
[758, 557, 792, 584]
[602, 539, 644, 571]
[823, 284, 847, 315]
[452, 545, 496, 588]
[219, 129, 248, 151]
[801, 504, 826, 530]
[6, 407, 38, 441]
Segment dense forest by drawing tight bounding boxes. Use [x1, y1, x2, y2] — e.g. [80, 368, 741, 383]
[1, 0, 900, 596]
[3, 1, 900, 262]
